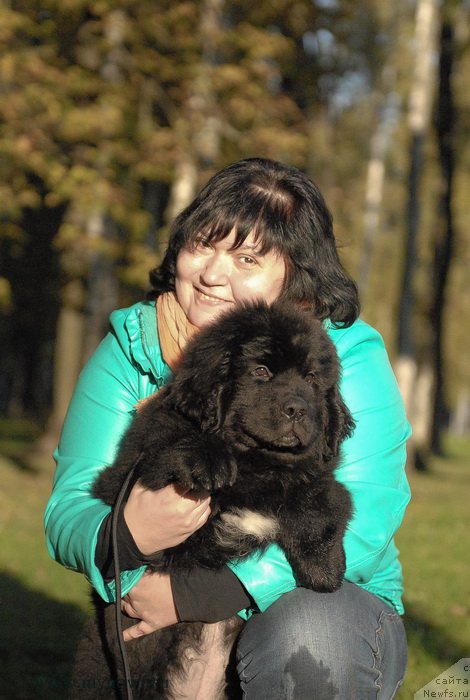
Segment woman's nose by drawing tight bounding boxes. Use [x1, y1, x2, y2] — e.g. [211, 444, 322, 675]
[200, 252, 230, 285]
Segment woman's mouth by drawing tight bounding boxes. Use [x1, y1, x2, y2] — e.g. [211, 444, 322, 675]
[195, 287, 233, 305]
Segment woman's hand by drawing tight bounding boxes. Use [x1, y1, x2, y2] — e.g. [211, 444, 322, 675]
[121, 571, 177, 641]
[121, 483, 211, 641]
[123, 482, 211, 555]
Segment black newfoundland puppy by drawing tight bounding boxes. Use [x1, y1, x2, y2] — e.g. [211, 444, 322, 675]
[71, 301, 354, 699]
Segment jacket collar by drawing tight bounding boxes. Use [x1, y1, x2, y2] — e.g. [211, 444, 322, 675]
[119, 301, 173, 388]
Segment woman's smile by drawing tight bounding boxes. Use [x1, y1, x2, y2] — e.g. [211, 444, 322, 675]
[194, 286, 234, 305]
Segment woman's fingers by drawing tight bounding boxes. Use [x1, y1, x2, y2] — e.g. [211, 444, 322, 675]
[123, 620, 155, 642]
[123, 483, 212, 555]
[120, 572, 179, 640]
[194, 499, 212, 528]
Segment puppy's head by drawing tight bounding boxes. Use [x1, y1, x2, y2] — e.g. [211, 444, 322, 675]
[166, 301, 354, 464]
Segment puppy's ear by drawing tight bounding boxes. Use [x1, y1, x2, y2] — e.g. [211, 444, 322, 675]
[200, 348, 233, 432]
[322, 386, 355, 463]
[167, 349, 232, 433]
[202, 379, 228, 432]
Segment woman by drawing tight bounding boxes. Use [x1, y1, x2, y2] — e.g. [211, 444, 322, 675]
[45, 158, 411, 698]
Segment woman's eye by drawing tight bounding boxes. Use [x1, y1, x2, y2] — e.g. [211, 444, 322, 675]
[305, 372, 315, 384]
[189, 240, 208, 253]
[239, 255, 257, 266]
[198, 239, 212, 250]
[250, 366, 272, 379]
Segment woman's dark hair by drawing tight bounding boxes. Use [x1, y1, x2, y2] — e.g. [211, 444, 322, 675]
[148, 158, 359, 327]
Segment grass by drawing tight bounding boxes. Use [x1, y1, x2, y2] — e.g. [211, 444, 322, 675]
[0, 420, 469, 699]
[395, 437, 470, 697]
[0, 420, 89, 699]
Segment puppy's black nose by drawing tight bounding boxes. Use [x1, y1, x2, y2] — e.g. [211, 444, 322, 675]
[282, 397, 308, 422]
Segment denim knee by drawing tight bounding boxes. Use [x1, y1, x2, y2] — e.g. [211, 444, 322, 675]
[236, 583, 407, 700]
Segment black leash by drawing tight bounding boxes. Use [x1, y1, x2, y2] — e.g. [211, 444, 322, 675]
[111, 455, 143, 700]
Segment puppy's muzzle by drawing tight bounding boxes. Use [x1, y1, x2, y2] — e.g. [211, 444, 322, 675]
[282, 396, 308, 423]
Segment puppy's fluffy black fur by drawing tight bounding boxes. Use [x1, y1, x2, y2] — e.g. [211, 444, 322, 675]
[72, 301, 354, 699]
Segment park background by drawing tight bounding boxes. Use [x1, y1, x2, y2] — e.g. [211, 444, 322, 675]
[0, 1, 468, 697]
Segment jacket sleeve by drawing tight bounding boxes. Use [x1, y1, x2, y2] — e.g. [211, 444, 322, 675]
[44, 329, 149, 602]
[228, 320, 411, 617]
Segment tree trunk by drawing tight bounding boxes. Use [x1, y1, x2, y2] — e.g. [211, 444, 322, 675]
[81, 11, 124, 359]
[37, 279, 86, 454]
[429, 19, 456, 454]
[82, 213, 119, 364]
[397, 0, 439, 358]
[165, 0, 224, 222]
[395, 0, 439, 470]
[358, 74, 399, 298]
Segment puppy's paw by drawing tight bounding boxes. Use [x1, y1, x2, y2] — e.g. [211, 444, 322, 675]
[190, 450, 237, 492]
[212, 455, 238, 490]
[293, 558, 344, 593]
[135, 435, 236, 494]
[179, 434, 237, 492]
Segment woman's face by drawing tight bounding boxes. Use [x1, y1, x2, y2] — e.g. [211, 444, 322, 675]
[175, 229, 286, 328]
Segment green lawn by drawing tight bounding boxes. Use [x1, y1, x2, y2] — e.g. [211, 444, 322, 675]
[0, 420, 468, 699]
[0, 421, 89, 699]
[395, 437, 470, 698]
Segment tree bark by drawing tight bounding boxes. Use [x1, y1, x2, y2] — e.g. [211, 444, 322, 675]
[165, 0, 224, 222]
[429, 19, 456, 454]
[395, 0, 439, 470]
[37, 279, 86, 454]
[358, 77, 399, 298]
[397, 0, 439, 358]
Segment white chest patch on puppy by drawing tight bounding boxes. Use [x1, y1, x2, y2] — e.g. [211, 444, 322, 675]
[215, 508, 279, 552]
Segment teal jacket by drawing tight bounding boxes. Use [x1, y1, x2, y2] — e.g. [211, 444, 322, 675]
[45, 301, 411, 616]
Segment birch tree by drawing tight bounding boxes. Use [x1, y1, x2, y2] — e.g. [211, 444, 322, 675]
[165, 0, 225, 220]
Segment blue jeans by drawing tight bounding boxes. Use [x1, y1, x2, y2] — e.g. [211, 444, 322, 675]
[235, 582, 407, 699]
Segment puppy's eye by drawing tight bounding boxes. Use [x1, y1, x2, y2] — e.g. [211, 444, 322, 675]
[250, 366, 272, 379]
[305, 372, 315, 384]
